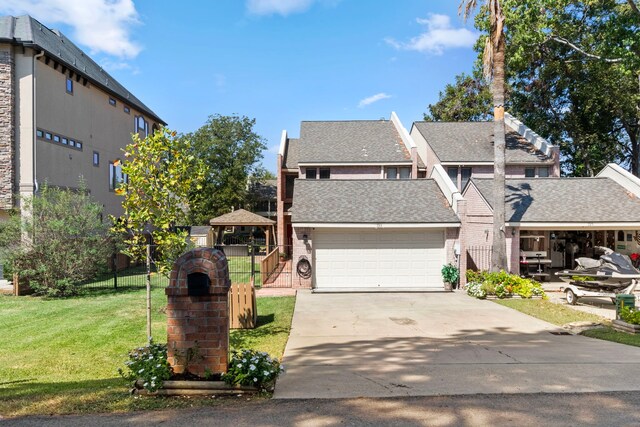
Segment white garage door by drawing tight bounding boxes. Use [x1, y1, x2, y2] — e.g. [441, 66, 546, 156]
[313, 228, 445, 290]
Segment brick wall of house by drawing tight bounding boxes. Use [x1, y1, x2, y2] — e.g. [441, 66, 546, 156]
[444, 227, 460, 268]
[327, 166, 382, 179]
[0, 45, 14, 211]
[291, 226, 313, 288]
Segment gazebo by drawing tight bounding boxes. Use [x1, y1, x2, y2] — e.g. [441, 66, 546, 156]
[209, 209, 277, 253]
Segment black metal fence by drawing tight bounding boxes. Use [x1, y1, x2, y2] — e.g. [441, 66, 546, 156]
[80, 243, 292, 291]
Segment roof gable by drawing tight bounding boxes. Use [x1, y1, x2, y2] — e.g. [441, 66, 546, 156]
[297, 120, 412, 164]
[0, 15, 163, 124]
[472, 177, 640, 223]
[210, 209, 275, 226]
[292, 179, 460, 224]
[413, 121, 551, 164]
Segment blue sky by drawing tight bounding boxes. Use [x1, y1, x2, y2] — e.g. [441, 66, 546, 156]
[1, 0, 480, 173]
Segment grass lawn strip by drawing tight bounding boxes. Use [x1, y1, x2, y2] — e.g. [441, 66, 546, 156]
[494, 298, 640, 348]
[0, 288, 294, 417]
[493, 299, 606, 326]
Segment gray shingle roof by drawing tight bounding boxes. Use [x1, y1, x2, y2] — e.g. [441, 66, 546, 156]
[210, 208, 275, 226]
[471, 177, 640, 223]
[283, 138, 299, 169]
[292, 179, 460, 224]
[0, 15, 164, 124]
[296, 120, 412, 164]
[413, 122, 551, 164]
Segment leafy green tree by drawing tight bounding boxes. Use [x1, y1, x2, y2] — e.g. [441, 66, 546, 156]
[461, 0, 509, 271]
[433, 1, 640, 176]
[187, 114, 267, 225]
[112, 127, 204, 276]
[0, 184, 113, 297]
[425, 72, 492, 122]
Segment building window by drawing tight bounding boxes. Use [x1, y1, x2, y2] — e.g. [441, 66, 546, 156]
[53, 135, 60, 143]
[306, 168, 317, 179]
[124, 106, 130, 114]
[386, 167, 397, 179]
[109, 161, 127, 190]
[525, 167, 535, 178]
[45, 132, 52, 140]
[461, 167, 472, 189]
[135, 116, 149, 138]
[447, 167, 458, 183]
[61, 137, 68, 145]
[93, 152, 100, 166]
[109, 97, 117, 106]
[36, 129, 44, 138]
[399, 167, 411, 179]
[319, 168, 330, 179]
[285, 175, 295, 199]
[66, 77, 73, 94]
[538, 167, 549, 177]
[76, 141, 83, 150]
[69, 140, 76, 148]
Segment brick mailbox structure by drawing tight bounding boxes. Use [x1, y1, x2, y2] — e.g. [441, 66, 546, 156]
[166, 248, 231, 377]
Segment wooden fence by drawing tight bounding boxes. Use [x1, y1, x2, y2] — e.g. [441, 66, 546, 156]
[260, 248, 280, 284]
[228, 282, 257, 329]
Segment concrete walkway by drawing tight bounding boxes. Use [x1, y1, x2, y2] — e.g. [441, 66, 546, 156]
[274, 291, 640, 399]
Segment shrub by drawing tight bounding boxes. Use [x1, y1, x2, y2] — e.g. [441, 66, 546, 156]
[441, 263, 459, 285]
[118, 342, 173, 392]
[222, 349, 284, 391]
[0, 184, 115, 297]
[465, 270, 545, 299]
[619, 306, 640, 325]
[466, 282, 487, 299]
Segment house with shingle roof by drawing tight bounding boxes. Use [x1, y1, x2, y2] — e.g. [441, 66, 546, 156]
[0, 15, 165, 219]
[278, 110, 640, 291]
[411, 113, 560, 190]
[459, 163, 640, 284]
[277, 112, 461, 290]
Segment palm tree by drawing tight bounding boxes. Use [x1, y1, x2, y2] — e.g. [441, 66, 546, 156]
[460, 0, 508, 271]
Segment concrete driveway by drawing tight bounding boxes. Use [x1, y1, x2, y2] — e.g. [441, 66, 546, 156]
[274, 291, 640, 398]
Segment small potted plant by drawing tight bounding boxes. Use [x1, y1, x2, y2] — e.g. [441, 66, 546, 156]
[441, 263, 459, 291]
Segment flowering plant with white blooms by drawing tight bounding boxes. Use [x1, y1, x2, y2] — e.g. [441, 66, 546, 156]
[222, 349, 284, 391]
[118, 342, 173, 392]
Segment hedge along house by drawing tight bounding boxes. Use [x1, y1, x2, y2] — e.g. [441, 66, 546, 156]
[459, 163, 640, 284]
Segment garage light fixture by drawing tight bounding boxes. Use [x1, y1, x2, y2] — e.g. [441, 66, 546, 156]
[303, 234, 308, 244]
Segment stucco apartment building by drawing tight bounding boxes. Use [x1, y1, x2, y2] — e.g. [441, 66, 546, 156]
[0, 15, 164, 220]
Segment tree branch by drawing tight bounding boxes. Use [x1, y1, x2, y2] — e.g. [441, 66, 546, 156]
[628, 0, 640, 18]
[546, 36, 625, 63]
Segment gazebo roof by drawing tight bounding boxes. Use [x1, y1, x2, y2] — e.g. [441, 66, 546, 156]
[209, 209, 276, 226]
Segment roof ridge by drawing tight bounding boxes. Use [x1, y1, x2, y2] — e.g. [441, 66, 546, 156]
[301, 119, 390, 123]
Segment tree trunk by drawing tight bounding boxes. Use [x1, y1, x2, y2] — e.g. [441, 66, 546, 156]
[491, 33, 508, 272]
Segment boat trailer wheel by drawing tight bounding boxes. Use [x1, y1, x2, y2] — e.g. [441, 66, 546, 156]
[565, 289, 578, 305]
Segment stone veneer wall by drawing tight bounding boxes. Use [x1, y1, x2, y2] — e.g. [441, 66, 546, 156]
[0, 46, 14, 210]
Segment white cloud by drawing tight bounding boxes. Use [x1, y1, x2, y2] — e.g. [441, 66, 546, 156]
[358, 92, 392, 108]
[0, 0, 142, 59]
[385, 14, 478, 55]
[246, 0, 340, 16]
[247, 0, 314, 15]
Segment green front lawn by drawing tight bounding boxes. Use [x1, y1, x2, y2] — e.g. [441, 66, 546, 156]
[0, 288, 294, 417]
[494, 298, 640, 348]
[494, 299, 607, 326]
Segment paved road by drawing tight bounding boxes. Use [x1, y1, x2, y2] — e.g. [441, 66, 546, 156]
[5, 392, 640, 426]
[274, 291, 640, 398]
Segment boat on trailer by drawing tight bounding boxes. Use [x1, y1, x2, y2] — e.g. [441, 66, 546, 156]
[555, 247, 640, 305]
